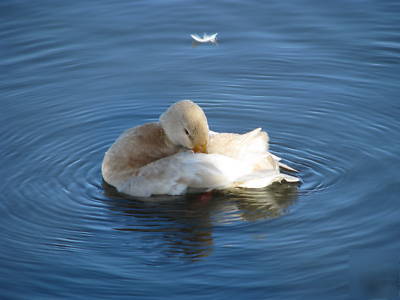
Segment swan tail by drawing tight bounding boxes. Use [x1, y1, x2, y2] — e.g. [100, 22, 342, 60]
[278, 162, 298, 173]
[234, 169, 300, 188]
[271, 153, 298, 172]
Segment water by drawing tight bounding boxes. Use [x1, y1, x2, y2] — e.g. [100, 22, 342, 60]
[1, 0, 400, 299]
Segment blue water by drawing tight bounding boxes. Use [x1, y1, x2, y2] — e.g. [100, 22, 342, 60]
[1, 0, 400, 299]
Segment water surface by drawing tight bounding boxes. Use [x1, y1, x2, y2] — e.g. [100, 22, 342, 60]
[1, 0, 400, 299]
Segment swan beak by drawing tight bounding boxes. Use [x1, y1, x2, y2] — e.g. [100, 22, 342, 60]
[193, 143, 208, 154]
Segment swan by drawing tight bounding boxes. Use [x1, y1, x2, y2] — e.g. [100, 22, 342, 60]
[101, 100, 298, 197]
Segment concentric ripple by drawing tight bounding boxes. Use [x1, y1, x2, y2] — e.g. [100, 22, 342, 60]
[2, 88, 396, 262]
[1, 0, 400, 298]
[0, 97, 304, 263]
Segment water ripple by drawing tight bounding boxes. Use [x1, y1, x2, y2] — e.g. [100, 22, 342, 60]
[1, 1, 399, 297]
[2, 88, 394, 253]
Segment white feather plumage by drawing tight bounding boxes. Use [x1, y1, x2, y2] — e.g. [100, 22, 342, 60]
[102, 100, 298, 197]
[116, 129, 298, 197]
[191, 33, 218, 43]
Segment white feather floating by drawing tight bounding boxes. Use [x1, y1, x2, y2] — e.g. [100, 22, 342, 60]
[190, 33, 218, 43]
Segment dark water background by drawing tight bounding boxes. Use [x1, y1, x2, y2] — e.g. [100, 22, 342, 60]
[1, 0, 400, 299]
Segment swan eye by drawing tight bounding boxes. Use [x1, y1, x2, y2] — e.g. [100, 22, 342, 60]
[184, 128, 190, 136]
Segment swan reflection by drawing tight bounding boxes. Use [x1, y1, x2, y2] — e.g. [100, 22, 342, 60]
[103, 182, 298, 261]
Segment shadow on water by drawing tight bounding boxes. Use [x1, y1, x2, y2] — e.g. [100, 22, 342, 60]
[102, 182, 298, 261]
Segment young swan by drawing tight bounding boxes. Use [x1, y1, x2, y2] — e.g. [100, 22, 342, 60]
[102, 99, 298, 197]
[101, 100, 209, 192]
[160, 100, 209, 154]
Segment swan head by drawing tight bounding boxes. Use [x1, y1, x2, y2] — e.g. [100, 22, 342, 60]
[160, 100, 209, 153]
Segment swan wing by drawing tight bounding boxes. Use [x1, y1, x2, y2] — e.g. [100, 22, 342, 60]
[118, 152, 251, 197]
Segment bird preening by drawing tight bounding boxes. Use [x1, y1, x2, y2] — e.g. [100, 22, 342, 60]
[102, 100, 298, 197]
